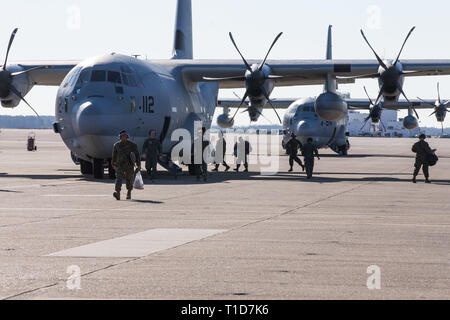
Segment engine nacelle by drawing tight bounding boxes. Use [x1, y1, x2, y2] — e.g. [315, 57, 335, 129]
[314, 92, 348, 121]
[0, 65, 33, 109]
[435, 109, 447, 123]
[217, 113, 234, 128]
[403, 115, 418, 130]
[1, 97, 21, 108]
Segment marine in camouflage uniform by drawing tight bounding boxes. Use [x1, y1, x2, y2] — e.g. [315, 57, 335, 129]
[285, 133, 305, 172]
[412, 134, 434, 183]
[302, 137, 320, 179]
[112, 130, 141, 200]
[142, 130, 162, 180]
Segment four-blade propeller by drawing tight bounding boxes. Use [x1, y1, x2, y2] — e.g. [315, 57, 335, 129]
[359, 26, 420, 119]
[204, 32, 284, 124]
[0, 28, 44, 117]
[417, 82, 449, 134]
[360, 86, 386, 132]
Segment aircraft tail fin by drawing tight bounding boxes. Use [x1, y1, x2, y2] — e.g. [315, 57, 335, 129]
[324, 25, 337, 92]
[172, 0, 193, 60]
[326, 25, 332, 60]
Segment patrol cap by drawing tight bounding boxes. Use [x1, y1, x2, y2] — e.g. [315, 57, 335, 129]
[119, 130, 129, 138]
[419, 133, 426, 139]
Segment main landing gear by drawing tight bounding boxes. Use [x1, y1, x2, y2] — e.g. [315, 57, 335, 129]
[73, 152, 114, 179]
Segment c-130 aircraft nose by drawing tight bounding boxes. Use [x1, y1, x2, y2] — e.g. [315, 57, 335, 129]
[296, 120, 311, 137]
[74, 98, 115, 137]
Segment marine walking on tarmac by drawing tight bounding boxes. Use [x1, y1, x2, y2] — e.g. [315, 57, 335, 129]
[191, 127, 210, 182]
[286, 133, 305, 173]
[212, 131, 230, 172]
[233, 137, 251, 172]
[142, 129, 162, 181]
[411, 133, 437, 183]
[302, 137, 320, 179]
[112, 130, 141, 200]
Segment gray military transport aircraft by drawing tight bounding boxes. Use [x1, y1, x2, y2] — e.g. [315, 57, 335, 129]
[218, 26, 444, 155]
[0, 0, 449, 178]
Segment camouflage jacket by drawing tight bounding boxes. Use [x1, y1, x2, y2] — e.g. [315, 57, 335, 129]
[112, 140, 141, 168]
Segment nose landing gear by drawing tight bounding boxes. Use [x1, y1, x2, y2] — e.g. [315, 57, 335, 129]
[93, 158, 104, 179]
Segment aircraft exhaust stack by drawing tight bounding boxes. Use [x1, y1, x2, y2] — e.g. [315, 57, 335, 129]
[172, 0, 193, 59]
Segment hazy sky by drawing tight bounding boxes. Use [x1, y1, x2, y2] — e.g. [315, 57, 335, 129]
[1, 0, 450, 128]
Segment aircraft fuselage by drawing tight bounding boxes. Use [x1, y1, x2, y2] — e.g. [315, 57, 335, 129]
[54, 53, 218, 162]
[282, 97, 349, 154]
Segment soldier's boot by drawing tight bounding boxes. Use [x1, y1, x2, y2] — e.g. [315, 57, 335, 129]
[113, 192, 120, 200]
[412, 176, 417, 183]
[234, 164, 240, 172]
[425, 179, 431, 184]
[288, 166, 293, 172]
[212, 164, 219, 172]
[243, 164, 248, 172]
[126, 190, 131, 200]
[301, 164, 305, 172]
[224, 164, 230, 172]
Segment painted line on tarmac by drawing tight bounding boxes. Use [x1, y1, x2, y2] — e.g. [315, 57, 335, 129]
[43, 195, 111, 197]
[48, 228, 227, 258]
[0, 207, 262, 213]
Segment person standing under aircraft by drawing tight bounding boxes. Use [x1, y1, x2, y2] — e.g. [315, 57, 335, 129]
[212, 131, 230, 172]
[142, 129, 162, 181]
[302, 137, 320, 179]
[412, 133, 435, 183]
[191, 127, 209, 182]
[286, 133, 305, 172]
[112, 130, 141, 200]
[233, 137, 251, 172]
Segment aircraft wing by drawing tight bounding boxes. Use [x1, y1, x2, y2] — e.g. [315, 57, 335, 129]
[346, 99, 437, 110]
[218, 98, 438, 110]
[177, 59, 450, 89]
[4, 61, 78, 86]
[218, 99, 294, 109]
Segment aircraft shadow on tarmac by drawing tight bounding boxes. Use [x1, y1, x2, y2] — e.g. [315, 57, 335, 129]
[1, 171, 449, 186]
[0, 173, 82, 180]
[85, 171, 450, 185]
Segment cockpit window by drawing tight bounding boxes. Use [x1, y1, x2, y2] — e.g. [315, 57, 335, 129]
[73, 68, 91, 94]
[119, 64, 144, 88]
[62, 66, 82, 88]
[75, 69, 90, 87]
[107, 71, 122, 84]
[121, 73, 129, 86]
[120, 65, 133, 73]
[91, 70, 106, 82]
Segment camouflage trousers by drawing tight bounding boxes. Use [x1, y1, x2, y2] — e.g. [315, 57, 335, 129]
[413, 162, 429, 179]
[145, 155, 158, 179]
[304, 157, 315, 178]
[289, 154, 303, 168]
[115, 165, 135, 192]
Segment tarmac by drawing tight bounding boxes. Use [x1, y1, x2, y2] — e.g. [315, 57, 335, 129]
[0, 129, 449, 300]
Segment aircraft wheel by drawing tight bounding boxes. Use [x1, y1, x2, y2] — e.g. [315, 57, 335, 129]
[339, 144, 348, 156]
[80, 159, 93, 175]
[93, 158, 104, 179]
